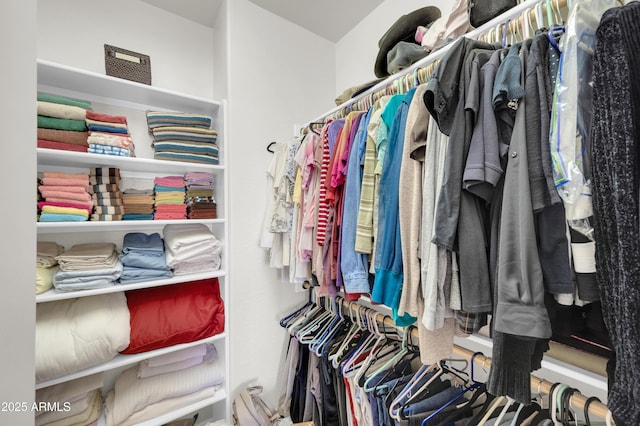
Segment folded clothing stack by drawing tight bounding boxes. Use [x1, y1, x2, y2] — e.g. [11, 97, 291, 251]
[105, 343, 223, 426]
[90, 167, 124, 221]
[163, 223, 222, 275]
[37, 92, 91, 153]
[185, 172, 217, 219]
[121, 176, 155, 220]
[119, 232, 172, 284]
[154, 175, 186, 220]
[35, 373, 104, 426]
[38, 171, 92, 222]
[53, 242, 123, 291]
[147, 111, 219, 165]
[36, 241, 63, 294]
[86, 110, 136, 157]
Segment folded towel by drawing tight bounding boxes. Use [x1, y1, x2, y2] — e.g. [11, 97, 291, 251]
[38, 139, 88, 153]
[38, 92, 92, 110]
[91, 214, 124, 221]
[42, 171, 89, 180]
[38, 115, 87, 132]
[94, 206, 125, 215]
[87, 124, 129, 134]
[39, 189, 91, 202]
[151, 127, 218, 144]
[41, 205, 90, 218]
[36, 265, 56, 294]
[38, 201, 93, 214]
[123, 214, 154, 220]
[38, 185, 88, 194]
[91, 183, 120, 193]
[154, 151, 219, 165]
[89, 175, 121, 186]
[92, 197, 123, 207]
[44, 198, 94, 209]
[154, 141, 220, 157]
[37, 128, 89, 145]
[90, 167, 121, 177]
[39, 213, 88, 222]
[41, 177, 89, 189]
[88, 144, 131, 157]
[146, 111, 212, 130]
[87, 132, 134, 149]
[85, 118, 128, 130]
[86, 110, 127, 124]
[37, 101, 87, 121]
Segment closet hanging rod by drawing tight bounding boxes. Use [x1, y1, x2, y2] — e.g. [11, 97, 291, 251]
[305, 0, 568, 127]
[332, 296, 611, 421]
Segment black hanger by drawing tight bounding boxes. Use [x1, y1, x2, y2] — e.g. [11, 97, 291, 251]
[584, 396, 601, 426]
[266, 141, 277, 153]
[308, 122, 324, 135]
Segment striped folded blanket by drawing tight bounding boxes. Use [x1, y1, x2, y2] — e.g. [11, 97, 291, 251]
[154, 151, 219, 165]
[154, 141, 219, 157]
[146, 111, 212, 130]
[91, 183, 120, 193]
[91, 214, 123, 221]
[151, 126, 218, 144]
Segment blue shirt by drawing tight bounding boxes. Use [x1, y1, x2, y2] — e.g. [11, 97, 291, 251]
[372, 88, 417, 326]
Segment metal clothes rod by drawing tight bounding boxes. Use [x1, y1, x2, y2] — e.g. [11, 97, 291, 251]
[305, 0, 569, 127]
[332, 296, 612, 421]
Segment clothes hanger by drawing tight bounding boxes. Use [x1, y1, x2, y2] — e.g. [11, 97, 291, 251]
[341, 309, 381, 375]
[266, 141, 277, 153]
[560, 387, 578, 426]
[583, 396, 601, 426]
[362, 326, 411, 392]
[535, 3, 545, 31]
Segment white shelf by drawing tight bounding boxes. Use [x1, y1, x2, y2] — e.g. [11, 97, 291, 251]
[36, 270, 227, 303]
[37, 218, 225, 234]
[37, 148, 224, 174]
[38, 59, 221, 114]
[36, 333, 226, 390]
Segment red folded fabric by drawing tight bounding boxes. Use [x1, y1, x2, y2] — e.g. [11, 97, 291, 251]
[37, 201, 93, 214]
[85, 110, 128, 124]
[38, 139, 88, 153]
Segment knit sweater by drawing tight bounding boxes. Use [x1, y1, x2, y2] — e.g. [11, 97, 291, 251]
[591, 3, 640, 424]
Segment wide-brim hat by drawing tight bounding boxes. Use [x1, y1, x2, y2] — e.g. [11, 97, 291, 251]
[374, 6, 442, 78]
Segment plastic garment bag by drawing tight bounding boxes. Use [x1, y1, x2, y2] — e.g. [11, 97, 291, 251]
[549, 0, 617, 238]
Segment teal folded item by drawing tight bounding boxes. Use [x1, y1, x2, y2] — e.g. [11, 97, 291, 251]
[123, 214, 155, 220]
[38, 115, 87, 132]
[39, 213, 88, 222]
[38, 92, 92, 110]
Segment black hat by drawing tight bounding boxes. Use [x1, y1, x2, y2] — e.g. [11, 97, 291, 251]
[374, 6, 441, 78]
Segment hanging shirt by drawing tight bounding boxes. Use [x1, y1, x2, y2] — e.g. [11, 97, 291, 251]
[317, 119, 344, 246]
[341, 108, 372, 294]
[371, 88, 417, 326]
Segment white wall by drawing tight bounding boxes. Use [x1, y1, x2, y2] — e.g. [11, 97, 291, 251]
[37, 0, 215, 99]
[335, 0, 452, 94]
[0, 1, 36, 425]
[225, 0, 336, 405]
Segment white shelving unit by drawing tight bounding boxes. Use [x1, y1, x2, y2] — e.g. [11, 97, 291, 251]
[36, 59, 230, 425]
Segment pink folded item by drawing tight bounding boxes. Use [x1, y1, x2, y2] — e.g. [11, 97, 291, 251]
[38, 139, 88, 152]
[86, 110, 128, 124]
[38, 201, 93, 214]
[154, 213, 187, 220]
[41, 177, 89, 189]
[38, 185, 88, 194]
[42, 171, 89, 180]
[154, 176, 185, 187]
[44, 198, 94, 209]
[39, 189, 91, 202]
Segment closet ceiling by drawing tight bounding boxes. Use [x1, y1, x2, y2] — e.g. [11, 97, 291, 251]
[140, 0, 383, 42]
